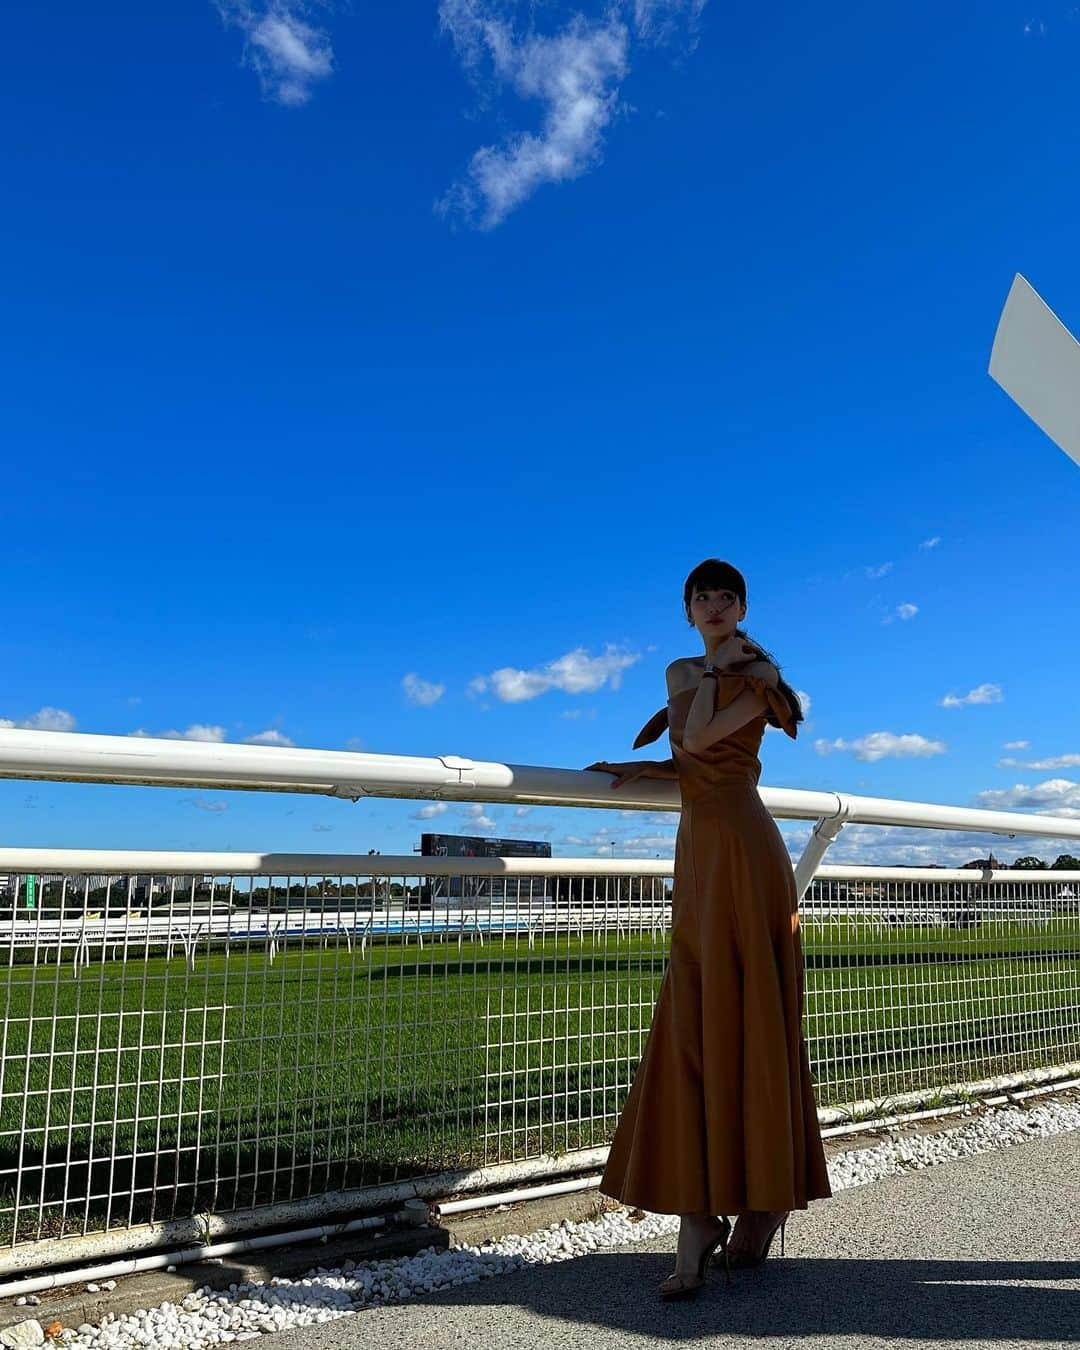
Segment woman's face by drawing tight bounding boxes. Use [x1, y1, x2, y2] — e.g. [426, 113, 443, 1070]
[688, 585, 745, 640]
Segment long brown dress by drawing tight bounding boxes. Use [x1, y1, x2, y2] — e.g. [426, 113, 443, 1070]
[599, 660, 833, 1215]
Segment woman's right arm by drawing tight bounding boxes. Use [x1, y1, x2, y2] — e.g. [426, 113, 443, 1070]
[587, 665, 681, 784]
[584, 758, 678, 785]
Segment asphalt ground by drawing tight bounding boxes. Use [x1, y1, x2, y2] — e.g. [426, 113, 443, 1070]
[267, 1127, 1080, 1350]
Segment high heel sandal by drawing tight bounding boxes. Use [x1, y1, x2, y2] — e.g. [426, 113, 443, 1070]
[658, 1215, 733, 1300]
[717, 1211, 788, 1270]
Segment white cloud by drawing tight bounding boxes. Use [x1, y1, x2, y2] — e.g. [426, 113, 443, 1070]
[631, 0, 707, 42]
[462, 802, 497, 831]
[438, 2, 631, 228]
[411, 802, 450, 819]
[1003, 739, 1030, 750]
[0, 706, 77, 732]
[814, 731, 947, 762]
[403, 673, 446, 707]
[434, 0, 712, 226]
[216, 2, 333, 106]
[132, 723, 295, 745]
[180, 795, 228, 812]
[999, 752, 1080, 771]
[244, 729, 296, 746]
[130, 724, 228, 742]
[169, 724, 228, 742]
[919, 536, 942, 550]
[974, 777, 1080, 818]
[558, 826, 677, 858]
[940, 683, 1003, 708]
[786, 818, 1070, 867]
[470, 643, 640, 703]
[864, 562, 893, 579]
[881, 601, 918, 623]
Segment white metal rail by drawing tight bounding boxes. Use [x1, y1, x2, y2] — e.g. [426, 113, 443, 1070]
[1, 728, 1079, 1276]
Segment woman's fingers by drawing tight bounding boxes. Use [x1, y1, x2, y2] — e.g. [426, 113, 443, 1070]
[582, 761, 648, 788]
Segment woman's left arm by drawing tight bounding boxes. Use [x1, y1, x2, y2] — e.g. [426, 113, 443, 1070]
[682, 661, 778, 754]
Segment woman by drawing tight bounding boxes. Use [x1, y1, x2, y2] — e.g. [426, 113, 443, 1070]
[585, 558, 832, 1299]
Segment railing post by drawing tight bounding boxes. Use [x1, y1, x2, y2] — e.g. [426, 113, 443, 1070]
[794, 795, 854, 902]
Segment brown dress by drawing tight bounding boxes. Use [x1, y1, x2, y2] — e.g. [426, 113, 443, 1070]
[599, 661, 833, 1215]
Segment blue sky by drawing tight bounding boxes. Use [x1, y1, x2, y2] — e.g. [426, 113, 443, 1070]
[2, 0, 1079, 867]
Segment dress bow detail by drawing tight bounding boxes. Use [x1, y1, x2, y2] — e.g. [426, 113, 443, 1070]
[631, 666, 798, 748]
[632, 707, 669, 749]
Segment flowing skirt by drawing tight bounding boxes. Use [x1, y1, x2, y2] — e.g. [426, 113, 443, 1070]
[599, 785, 833, 1213]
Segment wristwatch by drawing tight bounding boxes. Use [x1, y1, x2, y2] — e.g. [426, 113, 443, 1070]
[702, 662, 718, 679]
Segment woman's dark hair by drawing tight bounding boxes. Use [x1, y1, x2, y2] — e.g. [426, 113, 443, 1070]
[682, 558, 804, 733]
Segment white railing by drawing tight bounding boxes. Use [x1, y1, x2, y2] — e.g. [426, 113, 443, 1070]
[2, 726, 1079, 1276]
[4, 724, 1080, 898]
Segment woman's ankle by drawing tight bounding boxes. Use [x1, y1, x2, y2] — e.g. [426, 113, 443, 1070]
[683, 1215, 723, 1236]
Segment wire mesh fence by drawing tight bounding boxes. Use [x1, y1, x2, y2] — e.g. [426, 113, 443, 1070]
[2, 864, 1079, 1258]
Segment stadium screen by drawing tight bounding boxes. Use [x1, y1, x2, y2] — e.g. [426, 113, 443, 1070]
[419, 833, 552, 903]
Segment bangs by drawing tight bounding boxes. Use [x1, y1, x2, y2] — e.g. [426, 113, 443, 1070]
[684, 560, 745, 602]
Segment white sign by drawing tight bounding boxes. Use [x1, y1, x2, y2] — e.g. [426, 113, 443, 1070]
[989, 273, 1080, 468]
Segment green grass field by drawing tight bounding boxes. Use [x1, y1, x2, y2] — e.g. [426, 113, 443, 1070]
[2, 915, 1078, 1245]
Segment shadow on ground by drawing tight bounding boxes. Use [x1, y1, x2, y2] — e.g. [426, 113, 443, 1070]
[273, 1126, 1080, 1349]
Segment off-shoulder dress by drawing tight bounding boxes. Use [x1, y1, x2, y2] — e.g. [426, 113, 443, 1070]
[598, 660, 833, 1214]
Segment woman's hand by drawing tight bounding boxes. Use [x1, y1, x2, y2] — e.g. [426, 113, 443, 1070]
[712, 636, 760, 669]
[583, 760, 653, 789]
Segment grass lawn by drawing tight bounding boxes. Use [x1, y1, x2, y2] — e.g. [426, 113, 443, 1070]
[2, 915, 1078, 1245]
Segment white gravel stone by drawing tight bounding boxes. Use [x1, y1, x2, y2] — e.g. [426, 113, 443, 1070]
[0, 1320, 45, 1349]
[49, 1095, 1080, 1350]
